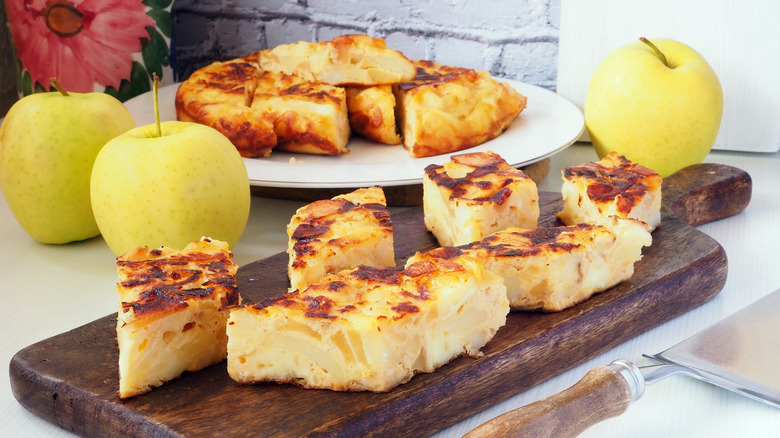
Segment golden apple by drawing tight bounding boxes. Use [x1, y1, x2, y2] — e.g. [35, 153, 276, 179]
[90, 121, 251, 256]
[0, 84, 135, 244]
[584, 38, 723, 177]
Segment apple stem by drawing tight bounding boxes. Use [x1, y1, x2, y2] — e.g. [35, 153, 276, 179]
[639, 37, 669, 68]
[153, 73, 162, 138]
[49, 78, 69, 96]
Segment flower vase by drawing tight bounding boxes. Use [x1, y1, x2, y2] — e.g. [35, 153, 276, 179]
[3, 0, 175, 102]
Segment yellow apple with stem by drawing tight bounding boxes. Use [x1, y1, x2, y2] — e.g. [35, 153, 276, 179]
[90, 76, 251, 256]
[584, 37, 723, 177]
[0, 79, 135, 244]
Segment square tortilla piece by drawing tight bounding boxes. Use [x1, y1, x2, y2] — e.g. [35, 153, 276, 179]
[227, 251, 507, 392]
[423, 151, 539, 247]
[287, 186, 395, 292]
[557, 151, 662, 230]
[467, 217, 652, 311]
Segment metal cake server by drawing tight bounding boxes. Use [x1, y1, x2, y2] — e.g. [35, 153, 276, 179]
[465, 287, 780, 438]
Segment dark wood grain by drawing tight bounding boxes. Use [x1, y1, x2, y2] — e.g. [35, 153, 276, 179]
[9, 163, 751, 438]
[662, 163, 752, 226]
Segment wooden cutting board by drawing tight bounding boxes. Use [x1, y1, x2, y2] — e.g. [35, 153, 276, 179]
[10, 163, 751, 438]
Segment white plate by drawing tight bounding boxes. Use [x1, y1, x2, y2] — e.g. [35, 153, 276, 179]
[123, 81, 584, 188]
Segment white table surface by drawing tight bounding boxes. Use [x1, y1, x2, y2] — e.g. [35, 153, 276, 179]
[2, 143, 779, 437]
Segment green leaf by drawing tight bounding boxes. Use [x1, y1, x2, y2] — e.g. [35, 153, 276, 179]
[33, 79, 47, 94]
[103, 87, 117, 100]
[141, 26, 169, 81]
[129, 62, 153, 97]
[20, 70, 32, 96]
[105, 62, 151, 102]
[147, 9, 173, 38]
[143, 0, 172, 9]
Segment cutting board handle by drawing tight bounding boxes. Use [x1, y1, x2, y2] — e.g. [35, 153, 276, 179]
[662, 163, 752, 226]
[463, 364, 634, 438]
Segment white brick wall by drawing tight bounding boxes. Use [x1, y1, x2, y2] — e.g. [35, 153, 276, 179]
[172, 0, 561, 89]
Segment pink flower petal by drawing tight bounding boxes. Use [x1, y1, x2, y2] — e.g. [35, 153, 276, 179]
[6, 0, 160, 92]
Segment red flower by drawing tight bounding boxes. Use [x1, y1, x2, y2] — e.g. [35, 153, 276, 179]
[6, 0, 154, 92]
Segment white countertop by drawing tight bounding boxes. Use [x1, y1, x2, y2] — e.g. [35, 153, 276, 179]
[3, 143, 779, 437]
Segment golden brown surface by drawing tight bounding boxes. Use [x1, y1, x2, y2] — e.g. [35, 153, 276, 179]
[345, 85, 401, 144]
[393, 60, 527, 158]
[249, 264, 422, 321]
[563, 152, 661, 213]
[253, 70, 350, 155]
[467, 216, 651, 312]
[174, 56, 277, 158]
[116, 238, 240, 319]
[259, 34, 417, 86]
[557, 151, 663, 229]
[424, 151, 536, 203]
[286, 186, 395, 292]
[175, 54, 349, 157]
[422, 151, 540, 246]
